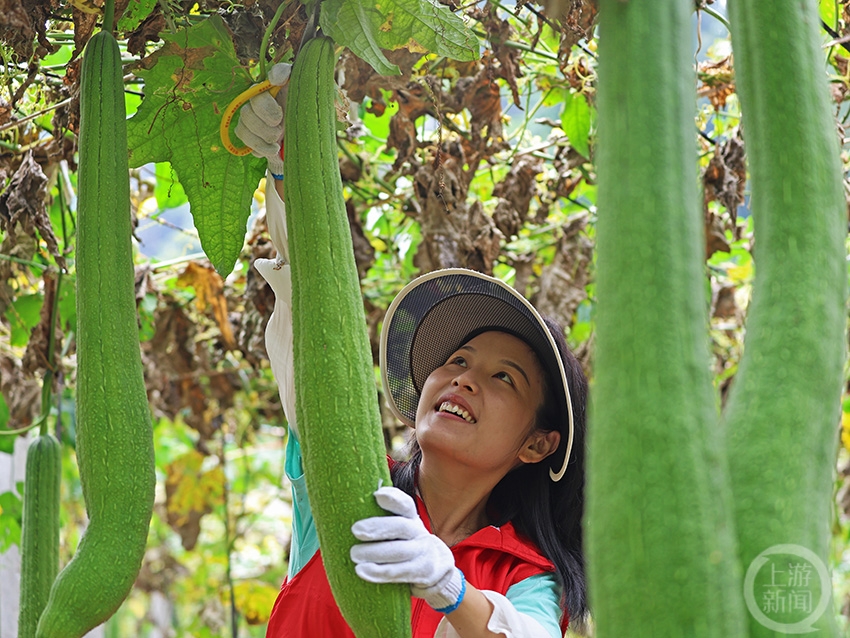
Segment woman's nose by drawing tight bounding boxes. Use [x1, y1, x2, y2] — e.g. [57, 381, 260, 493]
[451, 370, 478, 392]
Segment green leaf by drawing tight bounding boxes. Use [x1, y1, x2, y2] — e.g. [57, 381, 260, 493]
[542, 86, 567, 108]
[0, 490, 22, 551]
[126, 15, 266, 276]
[561, 91, 592, 159]
[0, 395, 11, 454]
[118, 0, 159, 33]
[361, 94, 399, 141]
[155, 162, 188, 209]
[819, 0, 837, 29]
[138, 293, 158, 343]
[58, 274, 76, 334]
[321, 0, 399, 75]
[5, 294, 43, 347]
[374, 0, 479, 60]
[321, 0, 479, 76]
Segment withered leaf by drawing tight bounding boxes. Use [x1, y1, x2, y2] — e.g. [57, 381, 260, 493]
[469, 6, 522, 107]
[533, 212, 593, 329]
[697, 57, 735, 109]
[0, 0, 56, 61]
[72, 5, 99, 60]
[346, 199, 375, 278]
[0, 354, 40, 429]
[21, 269, 61, 377]
[712, 285, 739, 320]
[126, 12, 166, 57]
[177, 262, 237, 351]
[492, 154, 544, 238]
[412, 152, 502, 274]
[703, 128, 746, 257]
[0, 152, 65, 269]
[165, 449, 225, 550]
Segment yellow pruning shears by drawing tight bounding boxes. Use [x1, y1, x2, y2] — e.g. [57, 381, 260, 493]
[219, 81, 284, 157]
[220, 0, 320, 157]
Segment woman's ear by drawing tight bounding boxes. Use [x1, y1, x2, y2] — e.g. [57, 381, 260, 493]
[518, 430, 561, 464]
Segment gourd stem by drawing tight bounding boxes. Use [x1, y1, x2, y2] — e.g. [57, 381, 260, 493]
[103, 0, 115, 36]
[258, 0, 289, 80]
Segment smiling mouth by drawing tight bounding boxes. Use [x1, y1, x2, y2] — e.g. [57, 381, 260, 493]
[437, 401, 476, 423]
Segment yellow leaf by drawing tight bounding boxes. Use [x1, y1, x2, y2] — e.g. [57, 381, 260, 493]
[727, 260, 753, 283]
[405, 39, 428, 54]
[841, 409, 850, 452]
[176, 262, 237, 350]
[229, 580, 280, 625]
[165, 450, 224, 526]
[69, 0, 101, 14]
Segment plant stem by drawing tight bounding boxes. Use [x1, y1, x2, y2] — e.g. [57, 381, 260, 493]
[259, 0, 290, 80]
[149, 252, 208, 272]
[471, 29, 558, 61]
[0, 97, 73, 133]
[0, 254, 48, 270]
[0, 421, 42, 437]
[493, 0, 531, 27]
[103, 0, 115, 35]
[701, 5, 730, 31]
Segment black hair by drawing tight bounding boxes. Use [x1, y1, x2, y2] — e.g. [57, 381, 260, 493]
[390, 316, 589, 625]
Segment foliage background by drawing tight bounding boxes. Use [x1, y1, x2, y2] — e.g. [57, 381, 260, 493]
[0, 0, 849, 635]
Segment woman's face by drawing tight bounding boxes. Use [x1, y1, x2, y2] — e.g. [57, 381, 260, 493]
[414, 331, 555, 473]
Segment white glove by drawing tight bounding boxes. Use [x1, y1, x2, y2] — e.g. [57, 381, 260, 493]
[253, 173, 296, 437]
[350, 486, 466, 613]
[235, 63, 291, 178]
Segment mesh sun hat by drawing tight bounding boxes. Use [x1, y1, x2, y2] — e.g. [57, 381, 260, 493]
[380, 268, 575, 482]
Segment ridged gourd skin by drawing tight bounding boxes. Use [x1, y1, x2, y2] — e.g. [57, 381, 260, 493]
[282, 36, 411, 638]
[724, 2, 846, 635]
[35, 29, 156, 638]
[588, 1, 747, 635]
[18, 434, 61, 638]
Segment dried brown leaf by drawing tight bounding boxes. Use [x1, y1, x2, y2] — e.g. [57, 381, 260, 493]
[0, 0, 56, 61]
[412, 152, 502, 274]
[697, 57, 735, 109]
[712, 285, 739, 320]
[339, 48, 421, 104]
[346, 199, 375, 278]
[73, 6, 99, 60]
[21, 269, 61, 377]
[165, 449, 224, 550]
[469, 6, 522, 108]
[702, 129, 745, 257]
[177, 262, 237, 351]
[532, 212, 593, 328]
[0, 152, 65, 269]
[492, 154, 544, 238]
[0, 354, 40, 429]
[126, 12, 167, 56]
[239, 221, 276, 367]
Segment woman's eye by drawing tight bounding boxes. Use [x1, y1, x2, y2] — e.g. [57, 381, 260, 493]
[449, 356, 467, 367]
[495, 371, 514, 385]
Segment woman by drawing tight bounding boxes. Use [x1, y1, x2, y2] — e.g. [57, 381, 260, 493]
[242, 76, 588, 637]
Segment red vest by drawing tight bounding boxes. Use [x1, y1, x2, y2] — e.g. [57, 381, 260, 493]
[265, 494, 568, 637]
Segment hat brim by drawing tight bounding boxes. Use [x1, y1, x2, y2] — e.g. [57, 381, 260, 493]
[380, 268, 574, 481]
